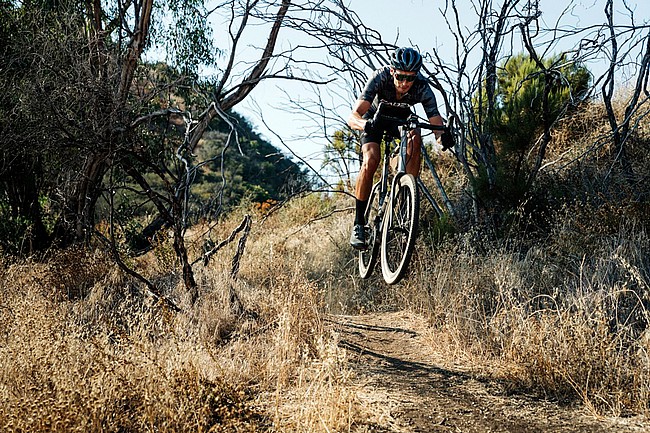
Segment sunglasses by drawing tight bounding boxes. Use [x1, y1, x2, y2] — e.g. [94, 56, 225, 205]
[394, 73, 417, 82]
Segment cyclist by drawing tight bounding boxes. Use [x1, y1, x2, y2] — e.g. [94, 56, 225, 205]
[348, 46, 452, 250]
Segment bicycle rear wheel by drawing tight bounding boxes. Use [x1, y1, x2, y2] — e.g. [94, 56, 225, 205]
[380, 174, 419, 285]
[358, 182, 382, 279]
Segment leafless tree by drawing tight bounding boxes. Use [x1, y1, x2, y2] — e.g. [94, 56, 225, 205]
[427, 0, 541, 223]
[251, 0, 458, 206]
[599, 0, 650, 185]
[268, 0, 649, 226]
[258, 0, 532, 222]
[425, 0, 650, 222]
[111, 0, 339, 303]
[127, 0, 298, 303]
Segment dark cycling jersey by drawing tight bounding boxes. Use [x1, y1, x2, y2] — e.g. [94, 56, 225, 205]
[359, 66, 440, 120]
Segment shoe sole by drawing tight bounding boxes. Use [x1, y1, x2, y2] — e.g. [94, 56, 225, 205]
[351, 242, 369, 251]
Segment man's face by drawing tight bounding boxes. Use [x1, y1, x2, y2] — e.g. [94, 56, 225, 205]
[392, 68, 417, 93]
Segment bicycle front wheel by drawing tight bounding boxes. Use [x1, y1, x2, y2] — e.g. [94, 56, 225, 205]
[380, 174, 419, 285]
[358, 182, 382, 279]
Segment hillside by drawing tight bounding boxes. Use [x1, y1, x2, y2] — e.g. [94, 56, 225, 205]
[1, 183, 650, 431]
[2, 98, 650, 432]
[2, 0, 650, 430]
[192, 111, 309, 210]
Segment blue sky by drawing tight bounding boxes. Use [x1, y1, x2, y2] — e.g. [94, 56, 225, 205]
[229, 0, 646, 180]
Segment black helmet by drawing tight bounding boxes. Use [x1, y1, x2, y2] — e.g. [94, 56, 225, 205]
[391, 47, 423, 72]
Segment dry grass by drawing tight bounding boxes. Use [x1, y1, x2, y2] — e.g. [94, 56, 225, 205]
[399, 100, 650, 416]
[0, 205, 360, 432]
[402, 217, 650, 416]
[1, 186, 649, 430]
[244, 176, 650, 418]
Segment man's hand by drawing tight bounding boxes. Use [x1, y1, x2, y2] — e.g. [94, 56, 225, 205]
[364, 119, 375, 134]
[441, 128, 454, 151]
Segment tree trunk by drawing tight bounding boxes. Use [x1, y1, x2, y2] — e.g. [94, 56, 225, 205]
[1, 158, 50, 253]
[54, 152, 108, 246]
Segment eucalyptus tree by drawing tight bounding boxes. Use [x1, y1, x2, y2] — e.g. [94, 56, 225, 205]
[0, 0, 326, 306]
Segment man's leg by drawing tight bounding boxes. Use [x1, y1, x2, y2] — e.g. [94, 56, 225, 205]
[356, 142, 381, 201]
[405, 129, 422, 176]
[351, 142, 380, 249]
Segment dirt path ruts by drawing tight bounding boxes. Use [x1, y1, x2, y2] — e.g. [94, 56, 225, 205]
[329, 311, 648, 433]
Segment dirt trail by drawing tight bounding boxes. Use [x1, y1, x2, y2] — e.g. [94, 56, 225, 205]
[329, 311, 648, 433]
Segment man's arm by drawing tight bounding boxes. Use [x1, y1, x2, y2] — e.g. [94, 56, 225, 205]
[429, 115, 445, 139]
[348, 99, 372, 131]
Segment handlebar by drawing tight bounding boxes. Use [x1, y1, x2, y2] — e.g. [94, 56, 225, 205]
[373, 101, 446, 131]
[371, 100, 455, 151]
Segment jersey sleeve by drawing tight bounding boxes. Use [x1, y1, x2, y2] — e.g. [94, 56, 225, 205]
[359, 69, 383, 102]
[420, 85, 440, 118]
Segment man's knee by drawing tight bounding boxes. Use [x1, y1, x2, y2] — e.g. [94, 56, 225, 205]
[364, 154, 380, 172]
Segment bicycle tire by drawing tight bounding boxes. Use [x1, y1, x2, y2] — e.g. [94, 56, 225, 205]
[380, 174, 419, 285]
[358, 182, 382, 279]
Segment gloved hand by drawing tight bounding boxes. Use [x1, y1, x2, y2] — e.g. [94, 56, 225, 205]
[363, 119, 375, 134]
[441, 128, 454, 151]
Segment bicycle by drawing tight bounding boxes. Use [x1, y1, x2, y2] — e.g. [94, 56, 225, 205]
[358, 101, 447, 285]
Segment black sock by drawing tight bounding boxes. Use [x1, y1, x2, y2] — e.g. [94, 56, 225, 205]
[354, 199, 368, 225]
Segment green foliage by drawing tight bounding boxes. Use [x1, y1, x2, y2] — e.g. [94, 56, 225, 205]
[0, 212, 29, 255]
[0, 0, 309, 255]
[494, 53, 590, 156]
[420, 212, 456, 246]
[322, 129, 358, 188]
[0, 0, 126, 250]
[472, 53, 591, 205]
[150, 0, 218, 77]
[185, 111, 309, 218]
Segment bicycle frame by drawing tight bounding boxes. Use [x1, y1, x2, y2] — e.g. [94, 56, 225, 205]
[374, 112, 434, 209]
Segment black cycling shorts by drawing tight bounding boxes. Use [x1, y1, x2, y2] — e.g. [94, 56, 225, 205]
[360, 119, 401, 145]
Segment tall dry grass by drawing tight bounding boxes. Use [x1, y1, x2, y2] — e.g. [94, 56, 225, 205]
[402, 215, 650, 416]
[0, 206, 360, 432]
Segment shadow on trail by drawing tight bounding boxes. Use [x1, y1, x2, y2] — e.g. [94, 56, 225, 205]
[338, 338, 461, 380]
[328, 318, 418, 336]
[332, 315, 489, 397]
[327, 314, 618, 433]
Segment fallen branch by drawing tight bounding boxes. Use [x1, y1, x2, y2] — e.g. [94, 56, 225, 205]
[197, 214, 252, 267]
